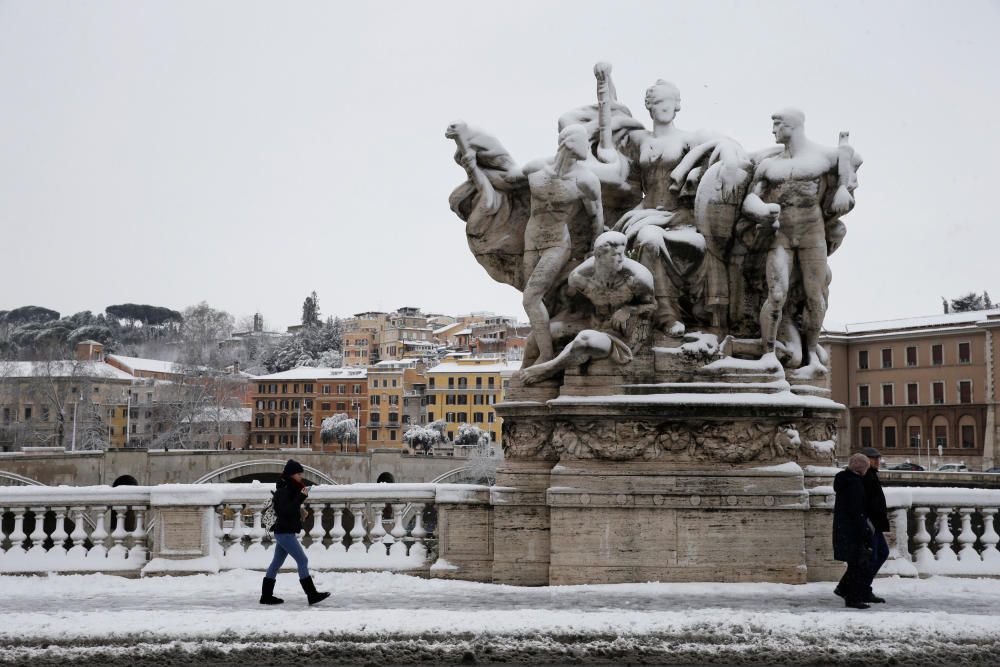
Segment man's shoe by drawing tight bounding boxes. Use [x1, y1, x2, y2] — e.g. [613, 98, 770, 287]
[299, 576, 331, 605]
[845, 600, 870, 610]
[259, 577, 284, 605]
[865, 593, 886, 603]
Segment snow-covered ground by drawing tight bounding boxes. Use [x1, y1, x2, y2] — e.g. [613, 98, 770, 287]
[2, 570, 1000, 665]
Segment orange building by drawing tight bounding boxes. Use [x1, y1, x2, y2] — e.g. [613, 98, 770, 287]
[365, 360, 427, 448]
[824, 309, 1000, 469]
[249, 368, 369, 452]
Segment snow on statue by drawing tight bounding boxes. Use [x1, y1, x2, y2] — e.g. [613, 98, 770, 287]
[446, 61, 860, 389]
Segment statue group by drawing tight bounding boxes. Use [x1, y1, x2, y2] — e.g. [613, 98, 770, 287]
[448, 62, 861, 388]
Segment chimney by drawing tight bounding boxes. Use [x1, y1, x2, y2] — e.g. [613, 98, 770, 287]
[75, 340, 104, 362]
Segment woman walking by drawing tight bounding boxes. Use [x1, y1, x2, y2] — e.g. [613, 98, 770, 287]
[259, 459, 331, 606]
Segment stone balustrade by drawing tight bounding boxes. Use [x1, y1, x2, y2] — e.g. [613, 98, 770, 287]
[0, 483, 490, 577]
[809, 485, 1000, 577]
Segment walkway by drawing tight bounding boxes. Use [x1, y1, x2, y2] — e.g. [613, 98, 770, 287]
[2, 570, 999, 665]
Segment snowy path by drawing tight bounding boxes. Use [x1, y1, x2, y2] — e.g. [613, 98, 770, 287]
[2, 570, 1000, 665]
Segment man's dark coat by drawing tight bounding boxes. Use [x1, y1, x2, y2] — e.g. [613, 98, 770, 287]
[833, 469, 872, 562]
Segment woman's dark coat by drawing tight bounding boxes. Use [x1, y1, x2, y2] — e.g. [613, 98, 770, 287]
[832, 469, 872, 562]
[272, 477, 307, 534]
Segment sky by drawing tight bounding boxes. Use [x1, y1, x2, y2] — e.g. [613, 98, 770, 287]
[1, 0, 998, 330]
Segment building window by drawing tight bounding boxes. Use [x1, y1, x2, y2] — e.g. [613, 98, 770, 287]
[370, 395, 381, 406]
[23, 407, 31, 420]
[473, 412, 484, 423]
[906, 346, 917, 367]
[448, 378, 454, 389]
[458, 378, 468, 389]
[390, 430, 397, 441]
[858, 385, 870, 407]
[304, 384, 314, 393]
[961, 424, 976, 449]
[370, 413, 380, 424]
[255, 414, 264, 427]
[321, 402, 331, 411]
[323, 385, 331, 394]
[883, 425, 897, 449]
[881, 384, 894, 406]
[935, 425, 948, 448]
[908, 426, 921, 448]
[457, 395, 468, 405]
[959, 380, 972, 404]
[488, 377, 495, 389]
[932, 382, 945, 404]
[858, 350, 869, 370]
[353, 385, 361, 394]
[429, 378, 435, 389]
[427, 395, 436, 405]
[488, 412, 495, 423]
[860, 426, 873, 448]
[881, 348, 892, 369]
[958, 342, 971, 364]
[906, 383, 918, 405]
[932, 344, 943, 366]
[338, 385, 345, 394]
[370, 429, 378, 441]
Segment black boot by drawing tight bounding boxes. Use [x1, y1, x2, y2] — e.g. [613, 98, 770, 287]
[300, 576, 331, 605]
[260, 577, 283, 605]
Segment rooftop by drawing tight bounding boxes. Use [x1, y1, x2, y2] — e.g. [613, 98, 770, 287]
[0, 361, 134, 381]
[106, 354, 191, 375]
[253, 367, 368, 381]
[426, 359, 520, 374]
[825, 308, 1000, 335]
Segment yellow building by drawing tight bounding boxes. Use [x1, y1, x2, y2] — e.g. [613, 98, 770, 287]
[366, 360, 427, 447]
[424, 356, 519, 445]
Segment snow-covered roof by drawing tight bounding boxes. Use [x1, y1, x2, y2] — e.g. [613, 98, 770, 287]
[426, 360, 521, 374]
[433, 323, 464, 335]
[835, 309, 1000, 335]
[253, 367, 367, 380]
[107, 354, 190, 375]
[0, 361, 134, 381]
[183, 407, 252, 423]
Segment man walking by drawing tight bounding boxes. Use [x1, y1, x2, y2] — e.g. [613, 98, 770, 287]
[859, 446, 889, 603]
[833, 453, 874, 609]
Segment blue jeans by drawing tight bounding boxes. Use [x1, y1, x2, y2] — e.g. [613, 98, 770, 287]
[865, 531, 890, 593]
[265, 532, 310, 579]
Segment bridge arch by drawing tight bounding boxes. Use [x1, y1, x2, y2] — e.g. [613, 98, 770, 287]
[193, 459, 338, 485]
[0, 471, 46, 486]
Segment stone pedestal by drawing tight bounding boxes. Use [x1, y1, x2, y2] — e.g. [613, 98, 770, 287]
[495, 386, 843, 585]
[143, 486, 222, 576]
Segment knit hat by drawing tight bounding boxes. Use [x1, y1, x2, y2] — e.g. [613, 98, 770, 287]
[282, 459, 304, 476]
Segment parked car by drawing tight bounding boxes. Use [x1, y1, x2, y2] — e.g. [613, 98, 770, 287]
[984, 467, 1000, 474]
[936, 463, 969, 473]
[889, 462, 925, 471]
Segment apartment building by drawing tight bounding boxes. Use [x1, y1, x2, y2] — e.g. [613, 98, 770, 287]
[824, 309, 1000, 468]
[365, 360, 427, 447]
[249, 367, 369, 452]
[424, 356, 519, 445]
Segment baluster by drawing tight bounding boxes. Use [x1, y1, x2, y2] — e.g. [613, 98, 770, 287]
[980, 508, 1000, 565]
[409, 503, 427, 561]
[307, 503, 328, 555]
[88, 506, 109, 560]
[108, 506, 129, 560]
[129, 507, 147, 562]
[934, 507, 957, 563]
[49, 507, 69, 559]
[7, 507, 27, 557]
[389, 503, 407, 558]
[246, 505, 265, 554]
[957, 508, 979, 563]
[912, 507, 933, 570]
[229, 503, 246, 552]
[883, 507, 914, 575]
[347, 504, 367, 554]
[26, 507, 48, 561]
[328, 505, 346, 554]
[67, 507, 88, 559]
[369, 504, 388, 558]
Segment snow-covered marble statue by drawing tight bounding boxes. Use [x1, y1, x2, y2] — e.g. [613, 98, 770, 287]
[609, 79, 749, 337]
[741, 109, 861, 376]
[446, 62, 860, 383]
[521, 231, 654, 385]
[519, 125, 605, 365]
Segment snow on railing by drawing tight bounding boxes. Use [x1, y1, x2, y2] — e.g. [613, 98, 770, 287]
[811, 486, 1000, 577]
[0, 483, 487, 576]
[0, 486, 150, 574]
[213, 483, 440, 572]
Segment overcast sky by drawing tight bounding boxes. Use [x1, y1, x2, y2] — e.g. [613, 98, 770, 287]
[1, 1, 998, 330]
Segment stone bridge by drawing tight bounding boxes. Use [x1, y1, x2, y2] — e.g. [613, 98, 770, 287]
[0, 449, 477, 487]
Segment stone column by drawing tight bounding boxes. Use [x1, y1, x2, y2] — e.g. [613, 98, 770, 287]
[143, 486, 224, 576]
[432, 486, 493, 582]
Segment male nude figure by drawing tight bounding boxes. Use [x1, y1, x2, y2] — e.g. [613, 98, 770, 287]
[742, 109, 856, 372]
[521, 231, 654, 385]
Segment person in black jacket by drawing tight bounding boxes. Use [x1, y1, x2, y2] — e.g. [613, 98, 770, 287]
[859, 446, 889, 603]
[259, 459, 331, 606]
[832, 452, 874, 609]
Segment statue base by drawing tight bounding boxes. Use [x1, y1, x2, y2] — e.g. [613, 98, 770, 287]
[495, 383, 842, 585]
